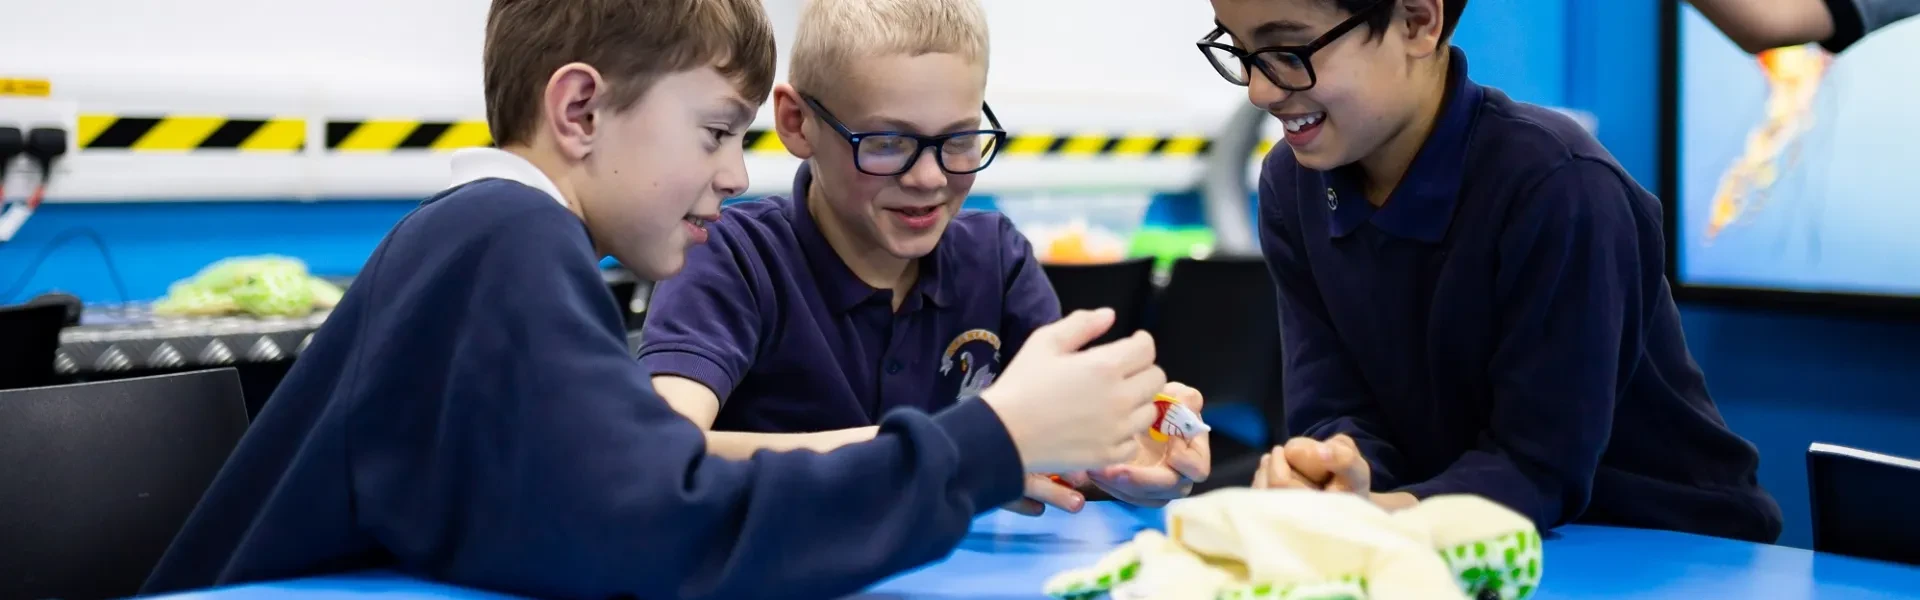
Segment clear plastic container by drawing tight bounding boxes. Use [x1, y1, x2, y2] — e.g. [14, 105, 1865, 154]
[993, 191, 1154, 265]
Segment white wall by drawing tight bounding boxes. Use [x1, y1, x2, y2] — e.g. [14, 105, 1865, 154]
[0, 0, 1247, 202]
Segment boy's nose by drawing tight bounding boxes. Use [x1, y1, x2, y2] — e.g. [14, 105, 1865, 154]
[1248, 75, 1292, 110]
[898, 147, 948, 190]
[714, 149, 749, 198]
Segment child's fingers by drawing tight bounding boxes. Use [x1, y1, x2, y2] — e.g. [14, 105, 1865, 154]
[1282, 437, 1334, 486]
[1167, 435, 1210, 483]
[1024, 474, 1086, 513]
[1253, 453, 1272, 489]
[1003, 497, 1045, 516]
[1058, 470, 1093, 488]
[1323, 435, 1369, 491]
[1160, 381, 1204, 412]
[1258, 446, 1315, 490]
[1325, 434, 1360, 455]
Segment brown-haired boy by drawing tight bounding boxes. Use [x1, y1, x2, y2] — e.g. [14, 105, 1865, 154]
[140, 0, 1170, 597]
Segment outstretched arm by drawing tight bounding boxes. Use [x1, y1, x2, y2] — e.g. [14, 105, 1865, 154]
[652, 374, 879, 459]
[1689, 0, 1837, 54]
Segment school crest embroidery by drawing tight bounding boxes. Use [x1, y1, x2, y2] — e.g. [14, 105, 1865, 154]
[940, 329, 1002, 400]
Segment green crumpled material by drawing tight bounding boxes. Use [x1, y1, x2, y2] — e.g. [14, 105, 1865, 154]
[152, 255, 345, 318]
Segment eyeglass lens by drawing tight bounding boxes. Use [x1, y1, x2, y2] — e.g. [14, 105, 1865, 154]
[1202, 45, 1313, 89]
[856, 132, 1000, 176]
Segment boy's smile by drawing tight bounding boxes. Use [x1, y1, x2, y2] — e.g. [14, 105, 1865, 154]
[574, 65, 749, 279]
[1276, 110, 1327, 147]
[887, 203, 945, 232]
[773, 51, 992, 287]
[682, 213, 716, 245]
[1208, 0, 1452, 185]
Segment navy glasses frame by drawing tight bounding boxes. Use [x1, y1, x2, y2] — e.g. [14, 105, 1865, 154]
[799, 93, 1008, 177]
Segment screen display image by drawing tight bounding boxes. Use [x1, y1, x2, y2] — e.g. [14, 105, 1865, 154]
[1677, 6, 1920, 298]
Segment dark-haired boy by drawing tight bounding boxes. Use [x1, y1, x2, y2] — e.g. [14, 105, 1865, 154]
[1204, 0, 1785, 543]
[139, 0, 1171, 597]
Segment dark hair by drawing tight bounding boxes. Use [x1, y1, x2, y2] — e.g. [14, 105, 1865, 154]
[483, 0, 777, 148]
[1336, 0, 1468, 42]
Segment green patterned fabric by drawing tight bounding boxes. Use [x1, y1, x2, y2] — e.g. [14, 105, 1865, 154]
[230, 267, 317, 317]
[151, 281, 239, 316]
[1437, 531, 1543, 600]
[307, 277, 346, 308]
[154, 255, 342, 319]
[1217, 575, 1367, 599]
[1043, 555, 1140, 599]
[1040, 491, 1542, 600]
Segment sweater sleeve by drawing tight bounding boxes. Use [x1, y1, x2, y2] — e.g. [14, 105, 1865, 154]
[346, 208, 1026, 600]
[1398, 158, 1641, 528]
[1256, 162, 1410, 489]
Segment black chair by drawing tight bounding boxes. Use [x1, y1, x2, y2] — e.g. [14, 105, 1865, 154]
[0, 368, 251, 600]
[0, 301, 68, 390]
[1147, 257, 1284, 493]
[1042, 257, 1157, 348]
[1808, 442, 1920, 566]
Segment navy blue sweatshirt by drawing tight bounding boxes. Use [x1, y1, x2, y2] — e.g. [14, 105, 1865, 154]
[141, 177, 1025, 599]
[1263, 48, 1783, 543]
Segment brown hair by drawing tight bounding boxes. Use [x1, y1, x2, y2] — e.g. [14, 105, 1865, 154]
[483, 0, 777, 147]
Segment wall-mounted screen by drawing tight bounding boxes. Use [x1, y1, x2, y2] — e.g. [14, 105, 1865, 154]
[1674, 4, 1920, 300]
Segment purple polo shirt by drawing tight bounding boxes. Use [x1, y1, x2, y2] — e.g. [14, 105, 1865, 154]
[637, 163, 1062, 433]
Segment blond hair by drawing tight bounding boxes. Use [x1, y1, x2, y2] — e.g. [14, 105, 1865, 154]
[789, 0, 990, 96]
[483, 0, 777, 147]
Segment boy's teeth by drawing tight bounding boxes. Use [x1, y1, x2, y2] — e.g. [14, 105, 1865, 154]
[1283, 112, 1325, 133]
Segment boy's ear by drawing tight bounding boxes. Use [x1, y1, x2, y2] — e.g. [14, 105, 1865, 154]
[770, 83, 816, 160]
[1398, 0, 1446, 58]
[543, 62, 605, 160]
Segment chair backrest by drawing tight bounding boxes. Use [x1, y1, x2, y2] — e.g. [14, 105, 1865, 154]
[0, 302, 68, 390]
[1808, 442, 1920, 566]
[0, 368, 251, 600]
[1148, 257, 1284, 445]
[1042, 257, 1157, 348]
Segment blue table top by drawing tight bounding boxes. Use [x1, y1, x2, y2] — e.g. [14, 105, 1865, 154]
[147, 502, 1920, 599]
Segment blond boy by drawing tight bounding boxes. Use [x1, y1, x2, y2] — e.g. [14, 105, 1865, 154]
[640, 0, 1211, 516]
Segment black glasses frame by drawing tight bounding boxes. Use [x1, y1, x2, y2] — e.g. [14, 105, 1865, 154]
[799, 93, 1008, 177]
[1196, 0, 1395, 91]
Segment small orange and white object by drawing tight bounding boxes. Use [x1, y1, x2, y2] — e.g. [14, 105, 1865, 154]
[1149, 394, 1209, 442]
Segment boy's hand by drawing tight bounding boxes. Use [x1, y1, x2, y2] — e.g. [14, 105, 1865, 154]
[1003, 472, 1090, 516]
[1253, 436, 1419, 511]
[1087, 382, 1211, 507]
[1252, 435, 1367, 495]
[1252, 442, 1319, 490]
[1281, 434, 1370, 496]
[981, 308, 1167, 475]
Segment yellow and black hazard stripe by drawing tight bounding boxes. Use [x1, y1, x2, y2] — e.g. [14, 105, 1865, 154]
[998, 132, 1215, 158]
[77, 114, 305, 152]
[72, 113, 1271, 158]
[325, 119, 494, 152]
[739, 130, 789, 154]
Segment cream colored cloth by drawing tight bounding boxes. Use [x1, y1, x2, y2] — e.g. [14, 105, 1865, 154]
[1044, 489, 1544, 600]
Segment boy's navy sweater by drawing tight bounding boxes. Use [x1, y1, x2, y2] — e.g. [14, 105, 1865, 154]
[141, 179, 1025, 599]
[1263, 48, 1781, 543]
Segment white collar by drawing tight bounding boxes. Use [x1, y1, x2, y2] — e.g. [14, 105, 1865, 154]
[448, 147, 570, 208]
